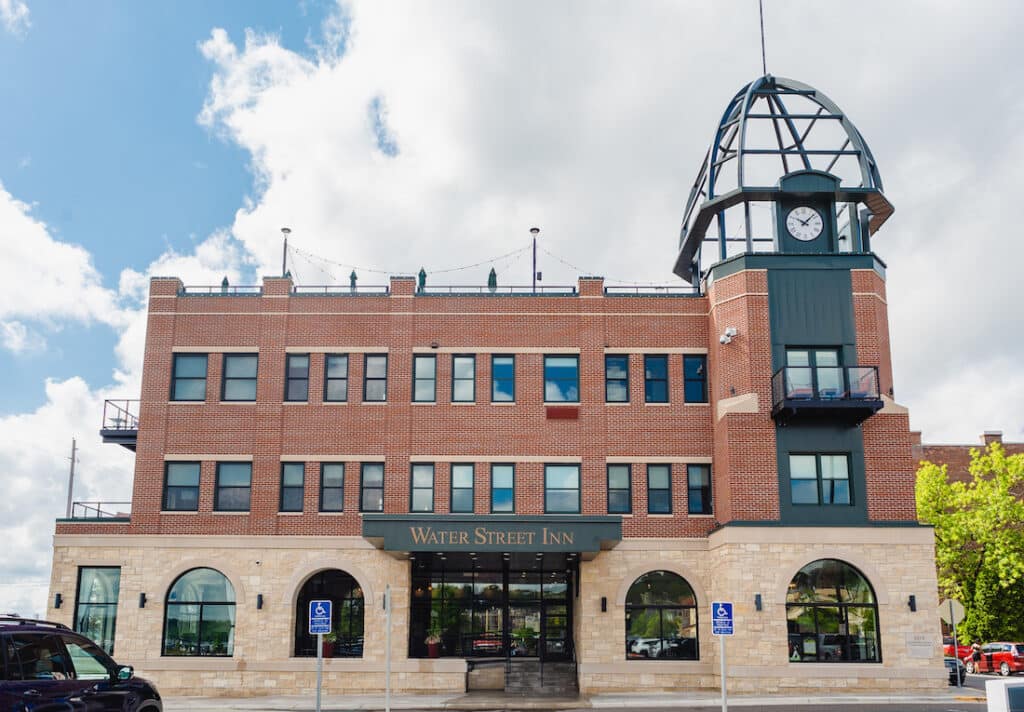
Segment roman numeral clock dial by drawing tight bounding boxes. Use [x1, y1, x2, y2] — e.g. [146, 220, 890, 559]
[786, 206, 824, 242]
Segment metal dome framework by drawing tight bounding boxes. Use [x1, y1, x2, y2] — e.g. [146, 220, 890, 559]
[673, 76, 894, 283]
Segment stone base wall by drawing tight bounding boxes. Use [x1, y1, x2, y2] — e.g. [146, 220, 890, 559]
[50, 527, 946, 697]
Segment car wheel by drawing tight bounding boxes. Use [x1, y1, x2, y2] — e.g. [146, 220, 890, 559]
[1000, 662, 1011, 677]
[965, 660, 975, 674]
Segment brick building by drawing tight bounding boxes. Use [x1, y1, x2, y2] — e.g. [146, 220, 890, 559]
[912, 431, 1024, 484]
[48, 75, 944, 696]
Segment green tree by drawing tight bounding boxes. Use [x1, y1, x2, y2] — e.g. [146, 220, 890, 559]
[916, 443, 1024, 642]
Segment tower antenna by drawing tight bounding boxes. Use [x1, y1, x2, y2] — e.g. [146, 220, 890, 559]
[759, 0, 768, 76]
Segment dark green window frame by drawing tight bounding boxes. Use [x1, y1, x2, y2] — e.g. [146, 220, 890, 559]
[360, 462, 385, 512]
[363, 354, 388, 402]
[410, 463, 435, 512]
[544, 354, 580, 403]
[450, 463, 475, 513]
[171, 353, 207, 401]
[490, 464, 515, 513]
[162, 567, 236, 657]
[163, 461, 200, 511]
[544, 463, 580, 514]
[644, 355, 669, 403]
[280, 462, 305, 512]
[605, 355, 630, 403]
[74, 566, 121, 655]
[607, 463, 632, 514]
[412, 355, 436, 403]
[324, 354, 349, 402]
[214, 462, 252, 512]
[491, 354, 515, 402]
[647, 464, 672, 514]
[221, 353, 258, 401]
[320, 463, 345, 512]
[687, 464, 712, 515]
[683, 354, 708, 403]
[452, 354, 476, 402]
[284, 354, 309, 402]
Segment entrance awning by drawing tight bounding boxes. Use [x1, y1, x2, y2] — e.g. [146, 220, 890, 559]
[362, 515, 621, 559]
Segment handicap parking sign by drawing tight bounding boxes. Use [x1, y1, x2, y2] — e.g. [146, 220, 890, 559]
[712, 601, 734, 636]
[309, 599, 332, 635]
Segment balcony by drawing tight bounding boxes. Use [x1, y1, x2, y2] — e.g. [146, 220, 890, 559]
[100, 399, 138, 451]
[63, 501, 132, 522]
[771, 366, 883, 425]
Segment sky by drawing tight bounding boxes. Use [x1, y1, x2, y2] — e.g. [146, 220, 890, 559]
[1, 0, 1023, 615]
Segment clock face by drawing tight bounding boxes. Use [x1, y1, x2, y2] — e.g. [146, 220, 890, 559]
[786, 206, 824, 242]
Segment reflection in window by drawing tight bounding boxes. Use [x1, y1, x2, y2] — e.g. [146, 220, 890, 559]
[215, 462, 252, 511]
[607, 464, 632, 514]
[786, 559, 880, 663]
[683, 355, 708, 403]
[545, 464, 580, 513]
[625, 571, 698, 660]
[285, 354, 309, 401]
[687, 464, 712, 515]
[790, 454, 850, 505]
[324, 354, 349, 402]
[360, 463, 385, 512]
[164, 462, 200, 511]
[491, 464, 514, 512]
[222, 354, 258, 401]
[452, 355, 476, 402]
[163, 568, 236, 656]
[413, 355, 436, 402]
[320, 463, 344, 512]
[605, 355, 629, 403]
[411, 463, 435, 512]
[544, 355, 579, 403]
[364, 354, 388, 402]
[451, 464, 474, 513]
[171, 354, 207, 401]
[644, 355, 668, 403]
[647, 464, 672, 514]
[74, 567, 121, 654]
[280, 462, 305, 512]
[491, 355, 515, 402]
[294, 569, 364, 657]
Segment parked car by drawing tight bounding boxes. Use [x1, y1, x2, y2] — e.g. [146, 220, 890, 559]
[963, 642, 1024, 676]
[944, 656, 967, 685]
[942, 636, 972, 661]
[0, 615, 162, 712]
[627, 637, 663, 658]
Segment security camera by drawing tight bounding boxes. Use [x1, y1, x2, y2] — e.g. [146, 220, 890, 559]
[724, 327, 738, 338]
[719, 334, 730, 345]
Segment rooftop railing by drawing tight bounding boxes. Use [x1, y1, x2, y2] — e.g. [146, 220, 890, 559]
[604, 285, 699, 297]
[178, 285, 262, 296]
[419, 285, 577, 295]
[292, 285, 390, 296]
[101, 399, 139, 431]
[69, 501, 132, 520]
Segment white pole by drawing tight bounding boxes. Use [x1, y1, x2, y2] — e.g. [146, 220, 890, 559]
[385, 584, 392, 712]
[720, 634, 728, 712]
[950, 599, 962, 688]
[65, 438, 77, 518]
[316, 631, 323, 712]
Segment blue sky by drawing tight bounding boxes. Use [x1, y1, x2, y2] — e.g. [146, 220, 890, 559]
[2, 0, 1023, 615]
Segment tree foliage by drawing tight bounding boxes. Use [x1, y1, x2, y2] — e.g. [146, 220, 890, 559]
[916, 443, 1024, 642]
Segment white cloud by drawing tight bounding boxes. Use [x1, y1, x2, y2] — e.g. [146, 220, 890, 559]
[0, 319, 45, 353]
[0, 0, 29, 37]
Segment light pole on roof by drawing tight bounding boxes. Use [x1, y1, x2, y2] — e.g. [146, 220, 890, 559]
[530, 227, 540, 293]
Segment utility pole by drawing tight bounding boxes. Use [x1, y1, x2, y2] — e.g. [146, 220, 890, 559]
[281, 227, 291, 277]
[530, 227, 540, 293]
[65, 438, 77, 518]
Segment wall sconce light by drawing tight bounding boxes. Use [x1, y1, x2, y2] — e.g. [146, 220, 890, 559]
[754, 593, 762, 612]
[907, 595, 917, 612]
[138, 593, 147, 608]
[601, 597, 607, 613]
[719, 326, 738, 345]
[54, 593, 63, 609]
[430, 341, 439, 349]
[257, 594, 264, 610]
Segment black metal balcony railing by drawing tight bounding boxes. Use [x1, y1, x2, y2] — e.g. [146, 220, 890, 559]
[100, 399, 139, 451]
[603, 285, 699, 297]
[419, 285, 577, 296]
[771, 366, 883, 424]
[69, 501, 132, 520]
[178, 285, 262, 296]
[292, 285, 390, 296]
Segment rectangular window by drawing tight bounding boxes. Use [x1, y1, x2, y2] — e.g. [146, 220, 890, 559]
[545, 464, 580, 514]
[285, 354, 309, 402]
[452, 355, 476, 402]
[786, 348, 842, 399]
[320, 463, 344, 512]
[607, 464, 631, 514]
[647, 464, 672, 514]
[410, 463, 435, 512]
[280, 462, 305, 512]
[171, 354, 207, 401]
[644, 355, 669, 403]
[790, 454, 851, 505]
[360, 462, 385, 512]
[687, 464, 712, 514]
[605, 355, 629, 403]
[544, 355, 579, 403]
[364, 354, 388, 402]
[450, 464, 475, 513]
[683, 355, 708, 403]
[74, 567, 120, 654]
[163, 462, 200, 511]
[324, 354, 349, 402]
[413, 355, 436, 402]
[491, 355, 515, 402]
[215, 462, 252, 511]
[222, 354, 258, 401]
[491, 464, 515, 512]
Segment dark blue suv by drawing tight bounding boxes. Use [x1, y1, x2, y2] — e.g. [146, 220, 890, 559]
[0, 616, 161, 712]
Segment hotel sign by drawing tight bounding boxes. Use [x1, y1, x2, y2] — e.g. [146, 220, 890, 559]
[362, 514, 622, 554]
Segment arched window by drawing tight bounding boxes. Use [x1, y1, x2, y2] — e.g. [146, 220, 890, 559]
[625, 570, 698, 660]
[294, 570, 364, 657]
[163, 567, 236, 656]
[786, 559, 880, 663]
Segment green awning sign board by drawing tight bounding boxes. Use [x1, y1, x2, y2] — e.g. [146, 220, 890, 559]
[362, 514, 621, 554]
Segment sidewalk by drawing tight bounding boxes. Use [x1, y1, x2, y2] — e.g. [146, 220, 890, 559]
[165, 688, 988, 711]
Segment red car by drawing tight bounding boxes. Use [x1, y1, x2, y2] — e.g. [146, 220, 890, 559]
[964, 642, 1024, 676]
[943, 636, 972, 660]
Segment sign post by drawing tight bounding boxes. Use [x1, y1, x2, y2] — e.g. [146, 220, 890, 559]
[712, 602, 734, 712]
[309, 600, 332, 712]
[939, 598, 966, 689]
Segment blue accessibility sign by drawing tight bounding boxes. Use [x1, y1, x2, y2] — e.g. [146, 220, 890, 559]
[711, 601, 734, 636]
[309, 599, 332, 635]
